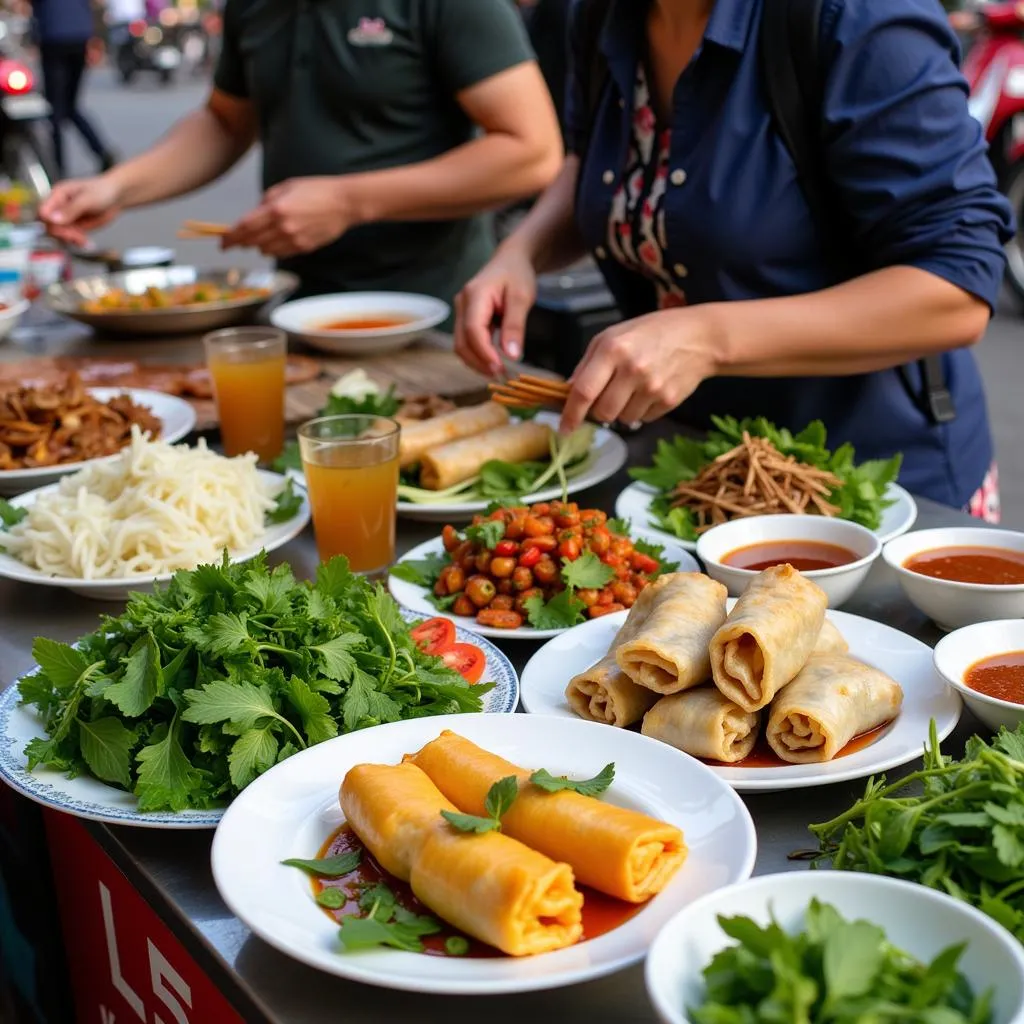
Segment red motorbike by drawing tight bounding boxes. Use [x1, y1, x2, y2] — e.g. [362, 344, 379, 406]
[962, 1, 1024, 302]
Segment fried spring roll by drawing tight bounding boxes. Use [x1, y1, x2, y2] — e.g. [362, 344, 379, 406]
[419, 421, 554, 490]
[399, 402, 508, 469]
[407, 731, 687, 903]
[641, 687, 761, 763]
[340, 761, 583, 956]
[710, 564, 828, 713]
[766, 654, 903, 764]
[615, 573, 729, 695]
[813, 619, 849, 656]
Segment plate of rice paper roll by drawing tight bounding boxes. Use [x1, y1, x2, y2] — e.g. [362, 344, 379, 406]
[211, 713, 756, 993]
[519, 566, 962, 792]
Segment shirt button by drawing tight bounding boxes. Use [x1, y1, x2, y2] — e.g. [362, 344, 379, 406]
[618, 97, 625, 109]
[674, 263, 689, 278]
[595, 245, 607, 259]
[602, 170, 615, 185]
[670, 169, 687, 186]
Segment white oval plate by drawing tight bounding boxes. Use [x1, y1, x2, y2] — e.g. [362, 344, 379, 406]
[519, 603, 961, 792]
[0, 613, 519, 829]
[0, 470, 309, 601]
[389, 535, 699, 639]
[396, 414, 629, 523]
[271, 292, 449, 356]
[614, 481, 918, 553]
[0, 388, 197, 496]
[211, 713, 757, 995]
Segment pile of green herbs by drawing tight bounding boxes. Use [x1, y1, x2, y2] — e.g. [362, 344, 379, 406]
[811, 721, 1024, 943]
[19, 553, 492, 813]
[630, 416, 902, 542]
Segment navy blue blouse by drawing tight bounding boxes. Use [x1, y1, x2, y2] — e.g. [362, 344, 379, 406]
[566, 0, 1015, 507]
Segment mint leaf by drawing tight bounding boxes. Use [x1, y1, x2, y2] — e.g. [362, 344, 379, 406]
[77, 717, 136, 788]
[484, 775, 519, 819]
[561, 550, 615, 591]
[440, 810, 502, 834]
[523, 588, 586, 630]
[31, 638, 87, 691]
[464, 520, 505, 549]
[390, 552, 447, 587]
[282, 850, 362, 877]
[530, 763, 615, 797]
[228, 725, 279, 789]
[266, 478, 303, 524]
[337, 914, 434, 953]
[134, 718, 203, 812]
[310, 634, 364, 683]
[104, 635, 160, 718]
[0, 498, 27, 528]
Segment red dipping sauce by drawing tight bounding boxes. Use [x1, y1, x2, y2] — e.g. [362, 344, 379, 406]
[723, 540, 858, 573]
[903, 546, 1024, 585]
[319, 316, 413, 331]
[965, 650, 1024, 705]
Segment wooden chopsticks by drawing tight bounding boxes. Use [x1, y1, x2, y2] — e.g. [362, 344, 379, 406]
[177, 220, 230, 240]
[488, 374, 571, 410]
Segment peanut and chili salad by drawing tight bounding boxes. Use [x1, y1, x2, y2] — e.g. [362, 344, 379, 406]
[392, 501, 679, 631]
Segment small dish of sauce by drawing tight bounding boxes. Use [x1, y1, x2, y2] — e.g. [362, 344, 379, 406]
[319, 315, 414, 331]
[965, 650, 1024, 705]
[722, 540, 858, 573]
[903, 546, 1024, 586]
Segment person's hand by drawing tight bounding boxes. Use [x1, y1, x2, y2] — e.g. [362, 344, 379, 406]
[38, 177, 123, 248]
[559, 306, 722, 433]
[221, 177, 357, 258]
[454, 245, 537, 377]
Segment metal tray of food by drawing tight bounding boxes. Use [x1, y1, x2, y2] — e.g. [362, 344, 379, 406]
[45, 266, 299, 337]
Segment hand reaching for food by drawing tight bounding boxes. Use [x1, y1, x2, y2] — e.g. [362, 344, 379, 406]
[38, 176, 123, 249]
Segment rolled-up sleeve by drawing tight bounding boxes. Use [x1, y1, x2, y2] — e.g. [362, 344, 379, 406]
[822, 0, 1014, 310]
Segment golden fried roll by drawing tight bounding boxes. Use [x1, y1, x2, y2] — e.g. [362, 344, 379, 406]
[399, 402, 509, 469]
[710, 564, 828, 713]
[615, 573, 728, 695]
[813, 619, 849, 656]
[407, 731, 687, 903]
[566, 654, 659, 727]
[340, 762, 583, 956]
[642, 687, 761, 763]
[766, 654, 903, 764]
[419, 421, 554, 490]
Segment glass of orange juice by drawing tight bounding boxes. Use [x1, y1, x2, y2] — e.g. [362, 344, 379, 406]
[203, 327, 287, 462]
[298, 414, 401, 575]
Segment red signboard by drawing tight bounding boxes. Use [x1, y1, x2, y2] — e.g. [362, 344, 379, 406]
[43, 811, 245, 1024]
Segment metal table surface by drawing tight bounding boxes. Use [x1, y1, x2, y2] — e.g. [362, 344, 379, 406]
[0, 424, 993, 1024]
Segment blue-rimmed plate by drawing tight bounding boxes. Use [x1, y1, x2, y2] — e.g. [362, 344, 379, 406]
[0, 610, 518, 829]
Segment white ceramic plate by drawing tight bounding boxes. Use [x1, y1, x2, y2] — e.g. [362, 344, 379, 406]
[389, 535, 699, 639]
[615, 481, 918, 553]
[0, 614, 519, 829]
[519, 603, 961, 792]
[0, 388, 197, 496]
[271, 292, 449, 356]
[0, 470, 310, 601]
[211, 713, 757, 994]
[0, 297, 29, 342]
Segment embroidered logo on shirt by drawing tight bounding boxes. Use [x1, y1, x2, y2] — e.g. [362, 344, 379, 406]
[347, 17, 394, 46]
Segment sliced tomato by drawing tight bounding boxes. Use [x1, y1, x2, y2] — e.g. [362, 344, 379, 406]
[410, 616, 456, 655]
[440, 642, 486, 684]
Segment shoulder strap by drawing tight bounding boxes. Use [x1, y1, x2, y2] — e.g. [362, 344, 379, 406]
[759, 0, 955, 426]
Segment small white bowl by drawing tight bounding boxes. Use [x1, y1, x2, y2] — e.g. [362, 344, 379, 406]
[0, 297, 29, 341]
[882, 527, 1024, 631]
[645, 871, 1024, 1024]
[270, 291, 449, 355]
[933, 619, 1024, 731]
[695, 514, 881, 607]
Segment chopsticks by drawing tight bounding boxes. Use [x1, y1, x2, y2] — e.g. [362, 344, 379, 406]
[177, 220, 230, 240]
[488, 374, 571, 410]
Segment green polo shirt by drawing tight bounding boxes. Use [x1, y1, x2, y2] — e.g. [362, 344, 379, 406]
[215, 0, 533, 306]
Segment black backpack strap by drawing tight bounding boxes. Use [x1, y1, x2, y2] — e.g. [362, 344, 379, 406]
[760, 0, 955, 426]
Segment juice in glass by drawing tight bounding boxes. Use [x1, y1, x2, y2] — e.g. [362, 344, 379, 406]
[298, 415, 400, 574]
[203, 327, 286, 462]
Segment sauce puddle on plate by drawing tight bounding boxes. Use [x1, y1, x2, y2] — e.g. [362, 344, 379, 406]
[903, 546, 1024, 585]
[313, 825, 640, 957]
[318, 316, 414, 331]
[707, 722, 891, 769]
[965, 650, 1024, 705]
[723, 541, 858, 573]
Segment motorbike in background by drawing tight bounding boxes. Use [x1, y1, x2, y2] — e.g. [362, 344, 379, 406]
[110, 17, 182, 85]
[962, 1, 1024, 303]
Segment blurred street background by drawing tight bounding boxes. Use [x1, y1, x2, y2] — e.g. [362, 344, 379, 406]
[56, 58, 1024, 527]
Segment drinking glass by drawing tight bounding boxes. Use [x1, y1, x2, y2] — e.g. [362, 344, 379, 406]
[298, 414, 401, 575]
[203, 327, 287, 462]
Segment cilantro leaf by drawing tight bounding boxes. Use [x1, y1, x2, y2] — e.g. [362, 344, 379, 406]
[134, 718, 204, 812]
[31, 638, 88, 691]
[103, 635, 160, 718]
[315, 557, 356, 602]
[310, 633, 364, 682]
[282, 850, 362, 877]
[440, 810, 502, 834]
[270, 442, 303, 474]
[182, 679, 278, 731]
[0, 498, 27, 529]
[266, 478, 303, 524]
[464, 520, 505, 549]
[284, 676, 338, 745]
[323, 385, 401, 418]
[77, 717, 137, 788]
[561, 550, 615, 591]
[242, 564, 295, 615]
[530, 763, 615, 797]
[358, 882, 397, 918]
[185, 612, 256, 659]
[390, 552, 448, 587]
[341, 673, 401, 731]
[522, 589, 586, 630]
[227, 725, 279, 789]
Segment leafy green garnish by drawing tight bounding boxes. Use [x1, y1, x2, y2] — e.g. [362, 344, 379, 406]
[0, 498, 26, 529]
[266, 478, 303, 524]
[522, 588, 586, 630]
[812, 720, 1024, 943]
[18, 554, 489, 811]
[561, 550, 615, 591]
[464, 519, 505, 549]
[690, 898, 991, 1024]
[441, 775, 519, 833]
[389, 552, 448, 587]
[530, 763, 615, 797]
[282, 850, 362, 877]
[271, 442, 303, 474]
[630, 417, 902, 541]
[337, 880, 441, 953]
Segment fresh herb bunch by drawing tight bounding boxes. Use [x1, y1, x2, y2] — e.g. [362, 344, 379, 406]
[811, 721, 1024, 942]
[691, 898, 991, 1024]
[630, 416, 901, 541]
[19, 553, 492, 812]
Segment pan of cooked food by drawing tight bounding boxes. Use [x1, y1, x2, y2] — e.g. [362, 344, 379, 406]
[45, 266, 298, 336]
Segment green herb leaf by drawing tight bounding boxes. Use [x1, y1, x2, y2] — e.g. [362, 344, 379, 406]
[182, 679, 278, 731]
[228, 725, 279, 789]
[103, 634, 160, 718]
[464, 519, 506, 549]
[266, 478, 303, 524]
[822, 917, 886, 1001]
[282, 850, 362, 877]
[522, 588, 586, 630]
[358, 882, 397, 919]
[390, 552, 448, 587]
[440, 809, 503, 834]
[561, 550, 615, 591]
[316, 887, 346, 910]
[77, 717, 136, 788]
[270, 441, 303, 474]
[310, 633, 364, 683]
[337, 914, 436, 953]
[134, 717, 204, 813]
[31, 638, 88, 691]
[0, 497, 27, 528]
[284, 676, 338, 746]
[484, 775, 519, 819]
[530, 763, 615, 797]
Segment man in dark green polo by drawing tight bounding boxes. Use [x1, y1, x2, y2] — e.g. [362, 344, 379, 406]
[40, 0, 563, 308]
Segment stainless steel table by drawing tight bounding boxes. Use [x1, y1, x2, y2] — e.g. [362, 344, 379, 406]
[0, 424, 992, 1024]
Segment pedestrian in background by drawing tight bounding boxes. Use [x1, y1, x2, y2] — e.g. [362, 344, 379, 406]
[31, 0, 116, 178]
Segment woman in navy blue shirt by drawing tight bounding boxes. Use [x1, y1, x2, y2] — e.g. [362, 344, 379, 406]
[454, 0, 1014, 516]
